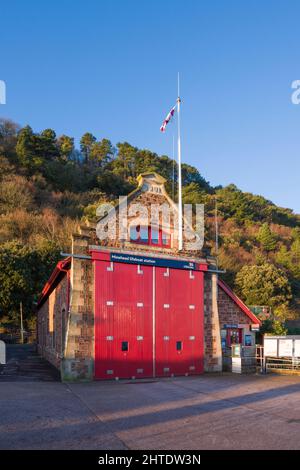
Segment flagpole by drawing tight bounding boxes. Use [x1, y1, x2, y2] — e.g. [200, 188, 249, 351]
[177, 73, 183, 251]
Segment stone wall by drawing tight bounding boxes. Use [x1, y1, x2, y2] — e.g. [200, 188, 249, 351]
[203, 273, 222, 372]
[37, 274, 69, 369]
[218, 287, 252, 327]
[61, 235, 94, 382]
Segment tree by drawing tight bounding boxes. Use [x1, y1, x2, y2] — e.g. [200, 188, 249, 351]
[16, 125, 43, 172]
[257, 223, 277, 252]
[261, 319, 287, 335]
[0, 175, 34, 213]
[39, 128, 59, 161]
[0, 118, 20, 163]
[0, 241, 60, 324]
[57, 135, 74, 162]
[90, 138, 114, 167]
[80, 133, 96, 164]
[113, 142, 138, 179]
[181, 163, 211, 192]
[235, 263, 292, 310]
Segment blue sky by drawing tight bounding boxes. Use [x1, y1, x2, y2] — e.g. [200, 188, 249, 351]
[1, 0, 300, 212]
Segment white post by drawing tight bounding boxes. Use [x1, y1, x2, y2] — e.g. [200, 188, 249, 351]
[215, 197, 219, 270]
[177, 73, 183, 251]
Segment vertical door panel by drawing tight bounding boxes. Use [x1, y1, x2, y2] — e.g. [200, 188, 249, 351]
[155, 268, 204, 377]
[94, 261, 153, 379]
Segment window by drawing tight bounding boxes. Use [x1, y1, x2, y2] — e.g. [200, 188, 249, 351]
[140, 226, 149, 243]
[121, 341, 129, 352]
[130, 225, 171, 248]
[176, 341, 183, 351]
[226, 329, 243, 347]
[162, 231, 170, 246]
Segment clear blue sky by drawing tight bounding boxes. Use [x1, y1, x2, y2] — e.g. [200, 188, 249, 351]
[1, 1, 300, 212]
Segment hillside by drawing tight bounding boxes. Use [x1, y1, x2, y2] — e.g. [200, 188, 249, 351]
[0, 117, 299, 331]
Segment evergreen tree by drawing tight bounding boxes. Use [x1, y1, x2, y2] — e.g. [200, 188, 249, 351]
[80, 132, 96, 164]
[16, 125, 43, 172]
[235, 263, 292, 310]
[39, 128, 59, 161]
[57, 135, 74, 161]
[257, 223, 277, 252]
[90, 138, 114, 167]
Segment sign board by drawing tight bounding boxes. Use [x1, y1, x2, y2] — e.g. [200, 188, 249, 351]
[264, 338, 278, 357]
[251, 324, 260, 331]
[294, 340, 300, 357]
[278, 339, 293, 357]
[0, 340, 6, 364]
[110, 252, 196, 271]
[232, 357, 242, 373]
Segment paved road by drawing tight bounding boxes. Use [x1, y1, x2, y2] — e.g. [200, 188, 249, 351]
[1, 345, 300, 449]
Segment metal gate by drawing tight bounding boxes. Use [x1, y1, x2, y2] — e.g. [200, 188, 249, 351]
[94, 253, 204, 380]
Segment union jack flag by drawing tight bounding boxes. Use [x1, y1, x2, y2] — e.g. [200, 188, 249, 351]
[160, 104, 176, 132]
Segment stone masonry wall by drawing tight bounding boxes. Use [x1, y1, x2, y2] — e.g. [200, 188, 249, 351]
[204, 274, 222, 371]
[61, 235, 94, 381]
[218, 287, 252, 327]
[37, 274, 69, 369]
[204, 274, 253, 372]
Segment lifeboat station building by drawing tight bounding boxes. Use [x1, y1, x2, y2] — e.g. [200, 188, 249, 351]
[36, 173, 261, 381]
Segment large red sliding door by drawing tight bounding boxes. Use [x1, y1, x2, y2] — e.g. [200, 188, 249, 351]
[94, 254, 204, 380]
[155, 267, 204, 377]
[94, 259, 153, 379]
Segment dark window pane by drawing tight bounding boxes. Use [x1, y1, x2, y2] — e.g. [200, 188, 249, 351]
[122, 341, 129, 352]
[176, 341, 182, 351]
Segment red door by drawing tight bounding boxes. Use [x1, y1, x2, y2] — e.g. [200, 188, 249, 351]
[155, 267, 204, 377]
[94, 260, 153, 379]
[94, 256, 205, 380]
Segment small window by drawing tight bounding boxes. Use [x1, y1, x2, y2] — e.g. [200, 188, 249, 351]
[121, 341, 129, 352]
[151, 228, 159, 244]
[129, 225, 171, 247]
[162, 231, 170, 246]
[176, 341, 182, 351]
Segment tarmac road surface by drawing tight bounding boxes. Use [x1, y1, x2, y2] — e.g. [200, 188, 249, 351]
[1, 344, 300, 450]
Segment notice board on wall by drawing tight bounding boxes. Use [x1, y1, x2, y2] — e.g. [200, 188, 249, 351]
[278, 339, 293, 357]
[294, 340, 300, 357]
[264, 338, 278, 357]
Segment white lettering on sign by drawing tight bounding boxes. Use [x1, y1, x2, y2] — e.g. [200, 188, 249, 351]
[0, 340, 5, 364]
[279, 339, 293, 357]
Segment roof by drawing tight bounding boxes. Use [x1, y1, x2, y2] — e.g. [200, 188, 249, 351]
[218, 278, 262, 326]
[37, 257, 71, 309]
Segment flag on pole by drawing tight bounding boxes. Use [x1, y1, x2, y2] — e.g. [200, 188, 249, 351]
[160, 104, 176, 132]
